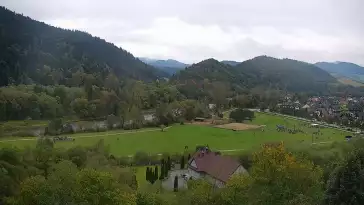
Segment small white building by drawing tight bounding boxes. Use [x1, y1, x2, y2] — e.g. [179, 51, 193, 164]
[208, 104, 216, 110]
[310, 123, 319, 128]
[187, 149, 247, 188]
[143, 113, 155, 122]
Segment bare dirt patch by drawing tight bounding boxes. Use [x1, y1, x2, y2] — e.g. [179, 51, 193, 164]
[188, 119, 229, 126]
[188, 121, 213, 126]
[214, 123, 263, 131]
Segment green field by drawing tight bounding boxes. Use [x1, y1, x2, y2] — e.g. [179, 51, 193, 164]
[0, 113, 349, 156]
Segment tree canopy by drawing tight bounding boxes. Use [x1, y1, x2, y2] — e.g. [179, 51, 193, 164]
[0, 6, 166, 87]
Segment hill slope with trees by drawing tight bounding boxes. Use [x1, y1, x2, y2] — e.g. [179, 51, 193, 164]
[0, 7, 166, 86]
[139, 58, 188, 75]
[315, 61, 364, 83]
[172, 58, 239, 83]
[172, 56, 339, 95]
[235, 56, 338, 92]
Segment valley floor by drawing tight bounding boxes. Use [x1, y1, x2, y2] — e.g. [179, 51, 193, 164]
[0, 113, 350, 156]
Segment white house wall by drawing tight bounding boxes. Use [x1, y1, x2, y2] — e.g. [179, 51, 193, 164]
[190, 160, 197, 168]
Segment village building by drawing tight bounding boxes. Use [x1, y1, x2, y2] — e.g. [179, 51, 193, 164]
[187, 148, 247, 188]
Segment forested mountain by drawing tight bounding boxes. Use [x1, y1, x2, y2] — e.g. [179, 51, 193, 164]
[172, 56, 338, 94]
[315, 62, 364, 82]
[139, 58, 188, 75]
[170, 59, 240, 100]
[0, 7, 166, 86]
[172, 58, 238, 83]
[221, 60, 241, 66]
[235, 56, 338, 92]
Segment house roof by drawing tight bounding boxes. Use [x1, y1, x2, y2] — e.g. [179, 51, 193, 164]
[188, 151, 241, 183]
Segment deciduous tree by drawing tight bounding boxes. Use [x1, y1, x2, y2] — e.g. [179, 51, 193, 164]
[325, 149, 364, 205]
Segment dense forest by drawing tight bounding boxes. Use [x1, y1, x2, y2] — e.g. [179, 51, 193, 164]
[235, 56, 338, 92]
[0, 7, 167, 87]
[172, 56, 339, 95]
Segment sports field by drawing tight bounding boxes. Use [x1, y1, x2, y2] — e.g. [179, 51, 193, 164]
[0, 113, 349, 156]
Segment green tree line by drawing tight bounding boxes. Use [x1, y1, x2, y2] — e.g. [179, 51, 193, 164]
[2, 138, 364, 204]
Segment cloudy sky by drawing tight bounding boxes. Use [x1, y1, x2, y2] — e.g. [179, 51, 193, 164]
[2, 0, 364, 65]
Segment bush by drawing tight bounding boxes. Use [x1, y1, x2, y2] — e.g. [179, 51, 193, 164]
[116, 156, 132, 167]
[143, 121, 158, 128]
[46, 118, 64, 135]
[229, 109, 255, 122]
[133, 152, 151, 166]
[160, 124, 166, 132]
[96, 127, 108, 132]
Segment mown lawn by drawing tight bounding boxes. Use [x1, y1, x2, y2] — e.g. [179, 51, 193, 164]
[0, 113, 349, 156]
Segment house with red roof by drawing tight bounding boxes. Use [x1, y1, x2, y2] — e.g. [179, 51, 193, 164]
[187, 148, 247, 188]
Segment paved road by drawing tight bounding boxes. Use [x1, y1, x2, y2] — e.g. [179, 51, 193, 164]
[0, 126, 172, 143]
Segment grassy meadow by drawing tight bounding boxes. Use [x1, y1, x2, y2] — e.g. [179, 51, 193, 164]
[0, 113, 350, 156]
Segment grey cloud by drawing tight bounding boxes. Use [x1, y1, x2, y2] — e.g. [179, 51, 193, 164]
[1, 0, 363, 65]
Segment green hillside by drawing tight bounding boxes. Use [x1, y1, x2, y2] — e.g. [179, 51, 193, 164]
[316, 61, 364, 83]
[172, 56, 339, 95]
[0, 7, 166, 86]
[172, 58, 239, 83]
[235, 56, 338, 92]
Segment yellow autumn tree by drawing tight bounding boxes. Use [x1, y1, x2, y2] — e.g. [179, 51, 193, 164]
[223, 142, 324, 205]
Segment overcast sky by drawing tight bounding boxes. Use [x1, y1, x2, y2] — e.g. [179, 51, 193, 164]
[2, 0, 364, 65]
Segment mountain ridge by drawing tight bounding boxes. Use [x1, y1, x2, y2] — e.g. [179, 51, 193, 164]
[0, 6, 166, 86]
[221, 60, 241, 66]
[315, 61, 364, 83]
[172, 56, 338, 94]
[234, 56, 338, 92]
[139, 57, 188, 75]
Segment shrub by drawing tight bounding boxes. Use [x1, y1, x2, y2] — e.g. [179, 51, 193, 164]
[229, 109, 255, 122]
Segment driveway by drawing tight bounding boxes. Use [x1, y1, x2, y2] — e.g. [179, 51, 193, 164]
[161, 169, 189, 191]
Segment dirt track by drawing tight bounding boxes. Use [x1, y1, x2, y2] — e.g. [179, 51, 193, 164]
[214, 123, 262, 131]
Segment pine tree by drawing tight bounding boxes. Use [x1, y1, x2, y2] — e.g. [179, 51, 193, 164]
[164, 161, 169, 178]
[150, 167, 155, 184]
[174, 175, 179, 192]
[154, 166, 159, 181]
[145, 167, 149, 182]
[167, 156, 172, 171]
[180, 156, 185, 169]
[160, 159, 165, 180]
